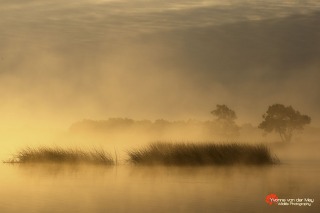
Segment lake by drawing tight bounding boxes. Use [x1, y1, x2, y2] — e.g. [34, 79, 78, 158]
[0, 158, 319, 213]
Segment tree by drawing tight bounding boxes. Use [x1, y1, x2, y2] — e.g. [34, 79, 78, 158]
[258, 104, 311, 142]
[211, 104, 237, 121]
[211, 104, 239, 137]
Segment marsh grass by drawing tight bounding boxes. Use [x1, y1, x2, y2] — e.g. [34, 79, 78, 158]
[127, 142, 278, 166]
[4, 147, 114, 165]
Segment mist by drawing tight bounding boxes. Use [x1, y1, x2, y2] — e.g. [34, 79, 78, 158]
[0, 0, 320, 154]
[1, 2, 320, 213]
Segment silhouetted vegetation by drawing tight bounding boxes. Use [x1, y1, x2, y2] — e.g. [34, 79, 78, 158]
[259, 104, 311, 142]
[4, 147, 114, 165]
[211, 104, 239, 137]
[70, 118, 200, 133]
[127, 142, 278, 166]
[211, 104, 237, 121]
[69, 117, 240, 140]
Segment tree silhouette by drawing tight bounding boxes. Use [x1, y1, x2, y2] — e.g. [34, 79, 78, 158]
[211, 104, 237, 121]
[258, 104, 311, 142]
[211, 104, 239, 137]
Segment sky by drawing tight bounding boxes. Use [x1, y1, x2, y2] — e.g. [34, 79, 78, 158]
[0, 0, 320, 129]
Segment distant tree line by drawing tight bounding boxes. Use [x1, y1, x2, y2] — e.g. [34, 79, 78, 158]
[211, 103, 311, 142]
[70, 103, 311, 143]
[70, 117, 239, 139]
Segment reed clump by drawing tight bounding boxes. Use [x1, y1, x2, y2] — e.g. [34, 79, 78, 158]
[4, 147, 114, 165]
[127, 142, 278, 166]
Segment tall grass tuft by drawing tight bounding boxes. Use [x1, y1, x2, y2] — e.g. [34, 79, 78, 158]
[127, 142, 278, 166]
[4, 147, 114, 165]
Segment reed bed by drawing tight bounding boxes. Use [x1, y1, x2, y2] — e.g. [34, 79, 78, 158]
[4, 147, 114, 165]
[127, 142, 278, 166]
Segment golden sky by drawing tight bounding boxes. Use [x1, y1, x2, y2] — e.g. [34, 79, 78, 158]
[0, 0, 319, 128]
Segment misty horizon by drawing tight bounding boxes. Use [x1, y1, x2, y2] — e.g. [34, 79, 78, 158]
[0, 0, 319, 129]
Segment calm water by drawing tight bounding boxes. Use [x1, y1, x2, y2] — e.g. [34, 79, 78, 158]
[0, 160, 319, 213]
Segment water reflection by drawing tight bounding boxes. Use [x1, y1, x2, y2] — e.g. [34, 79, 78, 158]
[13, 163, 115, 177]
[0, 162, 319, 212]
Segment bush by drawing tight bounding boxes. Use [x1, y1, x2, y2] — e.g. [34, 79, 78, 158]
[4, 147, 114, 165]
[127, 142, 278, 166]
